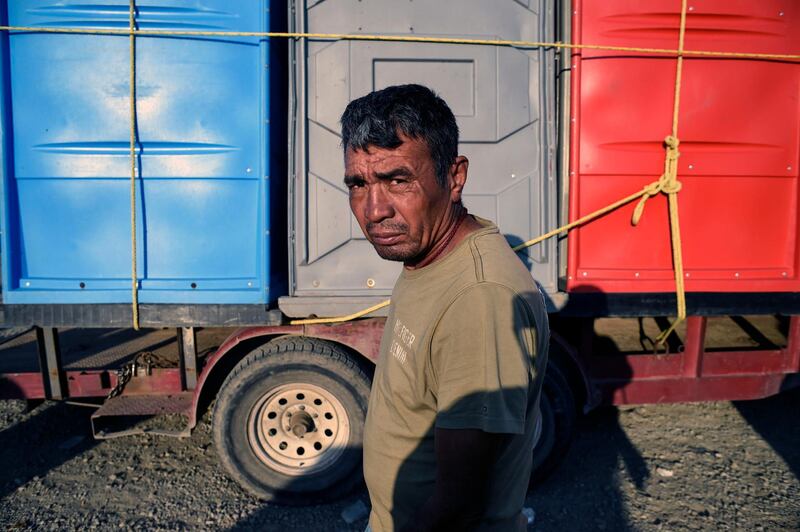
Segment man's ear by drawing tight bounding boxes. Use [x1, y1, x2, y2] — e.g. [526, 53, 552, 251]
[449, 156, 469, 203]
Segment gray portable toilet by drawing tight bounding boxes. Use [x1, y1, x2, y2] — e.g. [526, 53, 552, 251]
[281, 0, 559, 318]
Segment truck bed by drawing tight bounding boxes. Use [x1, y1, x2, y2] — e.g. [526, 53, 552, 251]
[0, 328, 232, 374]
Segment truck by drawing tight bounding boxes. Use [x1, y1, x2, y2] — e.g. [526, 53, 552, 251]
[0, 0, 798, 503]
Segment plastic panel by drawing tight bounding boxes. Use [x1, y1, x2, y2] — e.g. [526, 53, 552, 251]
[1, 0, 275, 304]
[293, 0, 558, 299]
[568, 0, 800, 293]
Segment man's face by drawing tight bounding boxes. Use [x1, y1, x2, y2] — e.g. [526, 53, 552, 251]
[344, 135, 458, 264]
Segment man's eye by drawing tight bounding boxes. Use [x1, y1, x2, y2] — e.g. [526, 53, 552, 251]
[389, 178, 407, 186]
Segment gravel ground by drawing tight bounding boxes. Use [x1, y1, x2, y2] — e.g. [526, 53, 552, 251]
[0, 389, 798, 531]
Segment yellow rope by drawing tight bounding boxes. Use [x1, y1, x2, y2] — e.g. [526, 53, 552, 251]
[3, 4, 784, 332]
[0, 27, 798, 62]
[652, 0, 690, 346]
[129, 1, 139, 330]
[291, 300, 392, 326]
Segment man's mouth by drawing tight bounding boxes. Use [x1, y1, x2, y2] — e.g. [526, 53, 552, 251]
[368, 232, 404, 246]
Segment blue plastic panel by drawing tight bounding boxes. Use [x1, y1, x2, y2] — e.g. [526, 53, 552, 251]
[1, 1, 275, 304]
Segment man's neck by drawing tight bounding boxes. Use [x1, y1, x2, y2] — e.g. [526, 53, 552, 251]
[405, 208, 482, 270]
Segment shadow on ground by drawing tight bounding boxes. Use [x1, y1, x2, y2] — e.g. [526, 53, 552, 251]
[526, 406, 645, 531]
[3, 389, 799, 530]
[0, 401, 97, 500]
[734, 386, 800, 481]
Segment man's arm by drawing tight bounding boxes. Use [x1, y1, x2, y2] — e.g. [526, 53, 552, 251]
[401, 427, 509, 532]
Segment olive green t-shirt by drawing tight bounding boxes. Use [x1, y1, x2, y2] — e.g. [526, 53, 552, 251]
[363, 218, 549, 531]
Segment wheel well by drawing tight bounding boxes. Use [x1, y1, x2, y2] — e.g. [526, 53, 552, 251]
[194, 333, 376, 426]
[320, 339, 376, 381]
[195, 334, 284, 424]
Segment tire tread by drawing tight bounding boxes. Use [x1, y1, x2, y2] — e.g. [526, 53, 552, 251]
[213, 336, 371, 504]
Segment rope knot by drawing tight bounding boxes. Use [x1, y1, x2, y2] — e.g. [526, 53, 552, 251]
[663, 136, 681, 164]
[631, 135, 683, 226]
[660, 178, 682, 194]
[664, 135, 680, 150]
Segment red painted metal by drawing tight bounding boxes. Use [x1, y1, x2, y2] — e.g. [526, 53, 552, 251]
[0, 368, 183, 400]
[788, 315, 800, 372]
[303, 319, 386, 362]
[568, 0, 800, 293]
[64, 371, 115, 398]
[577, 313, 800, 406]
[587, 346, 793, 381]
[0, 373, 45, 399]
[682, 316, 706, 378]
[120, 369, 184, 396]
[603, 374, 787, 405]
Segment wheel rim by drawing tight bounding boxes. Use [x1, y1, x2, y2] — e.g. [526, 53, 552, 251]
[247, 382, 351, 476]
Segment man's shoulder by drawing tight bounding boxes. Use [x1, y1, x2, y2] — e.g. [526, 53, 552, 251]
[469, 230, 538, 292]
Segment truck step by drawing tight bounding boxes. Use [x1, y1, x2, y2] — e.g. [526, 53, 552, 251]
[91, 392, 193, 439]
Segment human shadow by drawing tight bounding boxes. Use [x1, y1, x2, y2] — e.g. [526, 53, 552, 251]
[531, 286, 646, 531]
[0, 396, 98, 500]
[722, 314, 800, 482]
[733, 382, 800, 482]
[0, 327, 181, 501]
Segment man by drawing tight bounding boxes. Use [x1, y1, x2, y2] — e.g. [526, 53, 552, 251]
[341, 84, 549, 531]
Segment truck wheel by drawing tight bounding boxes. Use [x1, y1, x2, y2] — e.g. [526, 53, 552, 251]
[213, 336, 371, 504]
[529, 360, 576, 486]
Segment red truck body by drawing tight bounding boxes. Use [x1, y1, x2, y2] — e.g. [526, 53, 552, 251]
[568, 0, 800, 294]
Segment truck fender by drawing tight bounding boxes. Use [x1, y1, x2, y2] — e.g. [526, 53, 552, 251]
[188, 318, 386, 429]
[189, 325, 300, 429]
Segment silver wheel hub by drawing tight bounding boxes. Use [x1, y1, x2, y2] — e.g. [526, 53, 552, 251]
[247, 382, 350, 476]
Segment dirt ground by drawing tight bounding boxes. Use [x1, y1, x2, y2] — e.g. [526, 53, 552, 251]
[1, 387, 798, 531]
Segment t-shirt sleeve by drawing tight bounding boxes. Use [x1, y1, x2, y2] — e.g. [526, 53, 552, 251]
[430, 282, 536, 434]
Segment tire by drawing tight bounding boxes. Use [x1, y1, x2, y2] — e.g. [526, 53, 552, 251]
[529, 359, 576, 486]
[213, 336, 371, 504]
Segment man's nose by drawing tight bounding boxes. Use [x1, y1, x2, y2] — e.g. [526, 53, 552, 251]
[365, 184, 394, 223]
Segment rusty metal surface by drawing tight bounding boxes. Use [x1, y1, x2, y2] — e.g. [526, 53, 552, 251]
[0, 373, 44, 399]
[121, 369, 184, 396]
[0, 368, 185, 400]
[0, 327, 233, 374]
[178, 327, 198, 391]
[92, 391, 193, 418]
[601, 374, 793, 405]
[36, 327, 66, 400]
[304, 318, 386, 362]
[0, 328, 172, 373]
[0, 327, 231, 400]
[65, 329, 177, 369]
[90, 391, 194, 439]
[0, 328, 39, 373]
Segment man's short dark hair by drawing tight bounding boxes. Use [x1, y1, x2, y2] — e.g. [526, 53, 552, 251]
[340, 84, 459, 188]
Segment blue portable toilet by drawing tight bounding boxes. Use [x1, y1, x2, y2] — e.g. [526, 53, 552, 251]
[0, 0, 287, 309]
